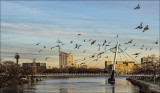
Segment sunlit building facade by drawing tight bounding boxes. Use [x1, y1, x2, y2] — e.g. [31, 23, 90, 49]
[141, 56, 157, 64]
[105, 61, 135, 74]
[59, 51, 73, 68]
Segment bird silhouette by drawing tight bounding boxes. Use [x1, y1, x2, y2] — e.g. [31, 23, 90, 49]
[74, 44, 78, 49]
[128, 39, 133, 43]
[142, 25, 149, 32]
[77, 45, 82, 49]
[115, 35, 118, 38]
[124, 47, 127, 51]
[91, 40, 96, 45]
[70, 41, 73, 43]
[44, 46, 46, 48]
[45, 57, 50, 60]
[62, 43, 65, 46]
[39, 50, 43, 53]
[36, 42, 41, 45]
[57, 39, 62, 44]
[132, 43, 136, 46]
[88, 39, 93, 42]
[133, 53, 141, 55]
[140, 47, 143, 50]
[124, 42, 128, 44]
[134, 4, 140, 9]
[102, 40, 107, 47]
[51, 47, 54, 50]
[135, 22, 143, 29]
[145, 48, 148, 51]
[153, 39, 158, 44]
[104, 45, 110, 50]
[149, 48, 152, 50]
[108, 41, 112, 44]
[78, 34, 82, 37]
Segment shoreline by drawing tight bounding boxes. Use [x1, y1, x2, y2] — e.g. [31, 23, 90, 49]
[127, 78, 160, 93]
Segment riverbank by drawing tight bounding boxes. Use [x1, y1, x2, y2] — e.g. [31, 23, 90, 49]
[127, 78, 160, 93]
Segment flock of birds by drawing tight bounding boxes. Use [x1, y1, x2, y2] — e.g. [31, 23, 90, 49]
[34, 4, 158, 66]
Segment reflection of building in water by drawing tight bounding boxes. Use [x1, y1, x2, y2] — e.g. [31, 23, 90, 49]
[59, 51, 73, 68]
[60, 88, 73, 93]
[105, 61, 135, 74]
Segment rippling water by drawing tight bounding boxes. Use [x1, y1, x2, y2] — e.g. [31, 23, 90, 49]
[0, 77, 139, 93]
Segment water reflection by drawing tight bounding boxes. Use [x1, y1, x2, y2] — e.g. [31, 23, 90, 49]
[0, 77, 139, 93]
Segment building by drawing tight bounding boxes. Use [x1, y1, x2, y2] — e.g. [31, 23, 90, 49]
[59, 51, 73, 68]
[105, 61, 112, 71]
[105, 61, 135, 74]
[22, 58, 46, 73]
[141, 56, 157, 64]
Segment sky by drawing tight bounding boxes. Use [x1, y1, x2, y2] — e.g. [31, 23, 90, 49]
[1, 1, 159, 68]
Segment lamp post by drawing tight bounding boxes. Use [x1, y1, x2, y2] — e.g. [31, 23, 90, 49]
[15, 53, 20, 66]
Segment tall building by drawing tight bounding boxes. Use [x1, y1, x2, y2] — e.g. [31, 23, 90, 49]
[59, 51, 73, 68]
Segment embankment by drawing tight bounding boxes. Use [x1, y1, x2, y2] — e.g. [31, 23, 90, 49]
[127, 78, 160, 93]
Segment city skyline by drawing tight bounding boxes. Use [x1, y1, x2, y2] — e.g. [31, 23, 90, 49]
[1, 1, 159, 68]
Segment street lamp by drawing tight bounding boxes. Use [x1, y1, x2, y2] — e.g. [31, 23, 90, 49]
[15, 53, 20, 66]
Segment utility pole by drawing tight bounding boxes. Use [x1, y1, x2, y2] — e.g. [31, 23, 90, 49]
[108, 41, 119, 84]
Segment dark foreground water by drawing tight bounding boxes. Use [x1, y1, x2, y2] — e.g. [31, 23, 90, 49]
[0, 77, 139, 93]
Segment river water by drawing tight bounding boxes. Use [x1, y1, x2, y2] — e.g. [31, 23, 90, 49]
[0, 77, 139, 93]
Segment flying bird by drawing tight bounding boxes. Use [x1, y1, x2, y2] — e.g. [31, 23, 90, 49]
[132, 43, 136, 46]
[78, 34, 82, 37]
[45, 57, 50, 60]
[51, 47, 54, 50]
[124, 47, 127, 51]
[128, 39, 133, 43]
[39, 50, 43, 53]
[133, 53, 141, 55]
[70, 41, 73, 43]
[57, 39, 62, 44]
[141, 45, 144, 47]
[108, 41, 112, 44]
[124, 42, 128, 44]
[140, 47, 143, 50]
[89, 39, 93, 42]
[145, 48, 148, 51]
[36, 42, 41, 46]
[44, 46, 46, 48]
[83, 50, 86, 53]
[102, 40, 107, 47]
[77, 44, 82, 49]
[153, 39, 158, 44]
[134, 4, 140, 9]
[142, 25, 149, 32]
[115, 35, 118, 38]
[135, 22, 143, 29]
[91, 40, 96, 45]
[104, 45, 110, 50]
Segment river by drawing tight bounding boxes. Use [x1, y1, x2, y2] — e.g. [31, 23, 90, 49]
[0, 77, 139, 93]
